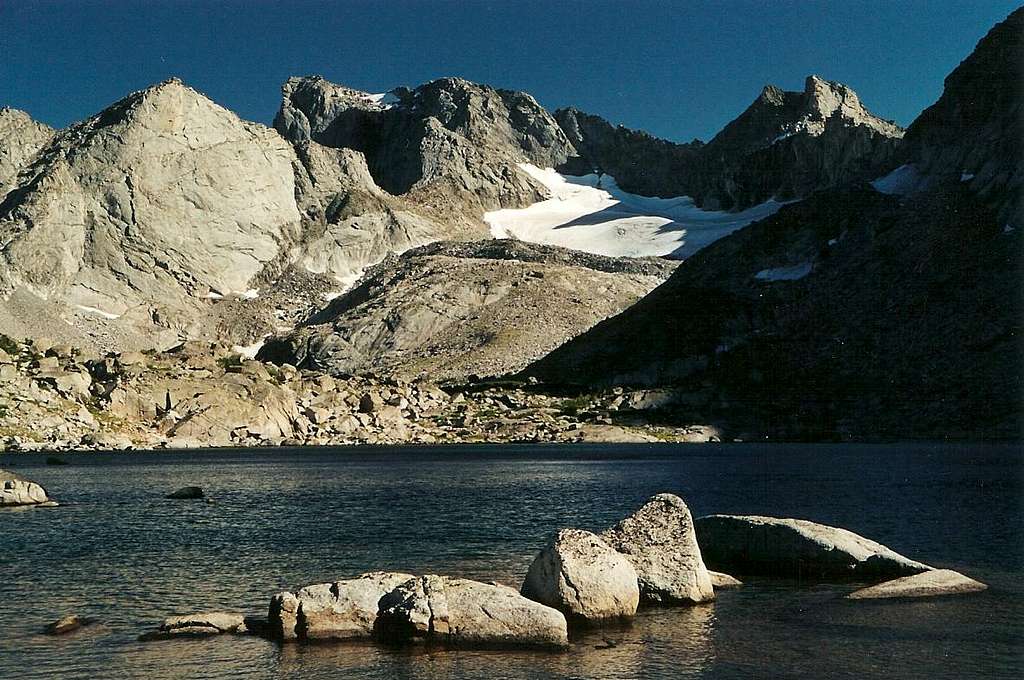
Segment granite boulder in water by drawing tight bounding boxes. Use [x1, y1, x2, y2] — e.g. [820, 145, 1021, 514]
[376, 575, 569, 649]
[694, 515, 932, 578]
[521, 528, 640, 621]
[601, 493, 715, 604]
[0, 469, 52, 507]
[139, 612, 248, 640]
[846, 569, 987, 600]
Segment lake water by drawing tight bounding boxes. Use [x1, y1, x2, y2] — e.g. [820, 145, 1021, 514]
[1, 443, 1021, 679]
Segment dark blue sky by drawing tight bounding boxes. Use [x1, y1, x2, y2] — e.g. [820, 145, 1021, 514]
[1, 1, 1019, 142]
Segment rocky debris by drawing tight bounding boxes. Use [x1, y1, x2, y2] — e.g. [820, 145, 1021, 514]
[557, 75, 902, 211]
[44, 614, 92, 635]
[846, 569, 988, 600]
[138, 612, 248, 641]
[259, 239, 668, 382]
[0, 334, 731, 451]
[898, 7, 1022, 226]
[694, 515, 932, 578]
[708, 571, 743, 588]
[601, 494, 715, 604]
[165, 486, 204, 500]
[269, 571, 414, 641]
[376, 575, 569, 649]
[0, 468, 51, 506]
[0, 107, 54, 198]
[521, 529, 640, 621]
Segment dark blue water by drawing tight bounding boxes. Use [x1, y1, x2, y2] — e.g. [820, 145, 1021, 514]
[1, 443, 1021, 679]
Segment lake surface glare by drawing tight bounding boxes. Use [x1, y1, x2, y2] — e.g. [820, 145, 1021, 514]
[1, 443, 1020, 679]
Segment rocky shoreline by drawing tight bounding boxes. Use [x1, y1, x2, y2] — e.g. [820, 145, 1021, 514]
[0, 334, 725, 452]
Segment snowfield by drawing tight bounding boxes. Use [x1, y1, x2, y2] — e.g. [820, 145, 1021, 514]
[484, 164, 783, 259]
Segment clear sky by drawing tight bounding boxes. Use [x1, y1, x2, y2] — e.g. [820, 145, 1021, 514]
[1, 1, 1019, 142]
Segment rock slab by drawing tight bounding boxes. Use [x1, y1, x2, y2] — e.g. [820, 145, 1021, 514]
[521, 528, 640, 620]
[139, 612, 247, 640]
[269, 571, 414, 641]
[601, 493, 715, 604]
[694, 515, 932, 578]
[377, 575, 568, 649]
[847, 569, 988, 600]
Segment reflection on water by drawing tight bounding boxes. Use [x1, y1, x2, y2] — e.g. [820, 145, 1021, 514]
[0, 443, 1021, 679]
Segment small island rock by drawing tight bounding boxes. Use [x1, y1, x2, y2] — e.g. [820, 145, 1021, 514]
[376, 575, 569, 649]
[847, 569, 988, 600]
[601, 493, 715, 604]
[165, 486, 204, 500]
[521, 528, 640, 621]
[45, 614, 90, 635]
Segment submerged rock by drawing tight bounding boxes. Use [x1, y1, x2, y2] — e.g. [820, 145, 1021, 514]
[45, 614, 92, 635]
[521, 528, 639, 621]
[165, 486, 204, 500]
[708, 571, 744, 588]
[601, 493, 715, 604]
[269, 571, 414, 641]
[0, 469, 51, 507]
[376, 575, 568, 649]
[139, 612, 247, 640]
[694, 515, 932, 578]
[846, 569, 987, 600]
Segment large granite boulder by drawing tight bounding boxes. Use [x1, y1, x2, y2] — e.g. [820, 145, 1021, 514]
[521, 528, 639, 621]
[694, 515, 932, 578]
[138, 612, 247, 641]
[0, 469, 51, 506]
[847, 569, 987, 600]
[601, 493, 715, 604]
[376, 575, 568, 649]
[269, 571, 414, 641]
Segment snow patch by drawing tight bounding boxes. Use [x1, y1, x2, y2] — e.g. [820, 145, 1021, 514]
[960, 172, 975, 182]
[871, 164, 925, 195]
[484, 164, 784, 259]
[232, 335, 269, 360]
[1005, 224, 1016, 234]
[75, 304, 121, 320]
[755, 263, 813, 282]
[366, 91, 400, 109]
[240, 288, 260, 300]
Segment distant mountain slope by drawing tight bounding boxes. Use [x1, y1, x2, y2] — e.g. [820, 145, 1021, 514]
[523, 12, 1023, 440]
[258, 240, 674, 382]
[898, 6, 1022, 226]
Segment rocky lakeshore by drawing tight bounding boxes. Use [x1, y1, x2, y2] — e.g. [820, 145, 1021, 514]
[0, 334, 725, 452]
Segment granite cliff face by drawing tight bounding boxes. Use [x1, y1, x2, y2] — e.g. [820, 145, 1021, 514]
[276, 76, 577, 224]
[557, 75, 903, 210]
[0, 79, 306, 349]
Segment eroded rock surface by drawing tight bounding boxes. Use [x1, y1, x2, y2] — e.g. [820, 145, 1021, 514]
[601, 493, 715, 604]
[139, 612, 247, 640]
[376, 575, 569, 649]
[521, 529, 639, 621]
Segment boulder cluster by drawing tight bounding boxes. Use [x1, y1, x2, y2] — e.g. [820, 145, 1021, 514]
[13, 489, 976, 648]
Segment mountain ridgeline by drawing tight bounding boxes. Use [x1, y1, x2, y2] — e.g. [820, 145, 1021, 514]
[0, 7, 1019, 443]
